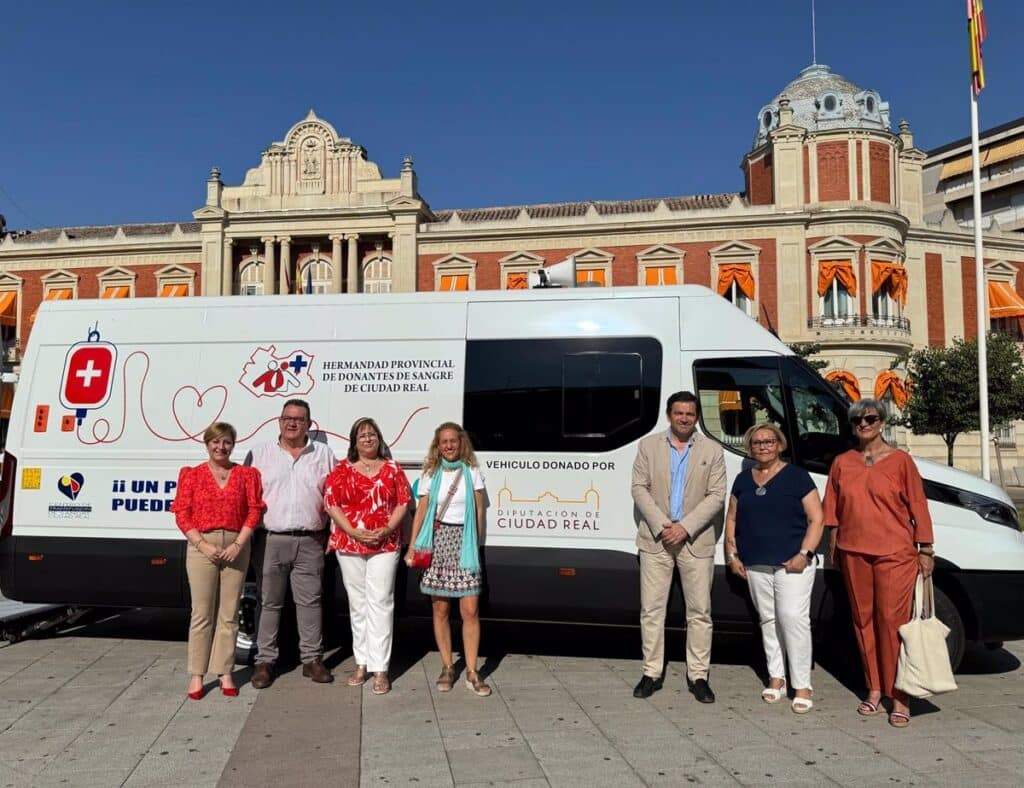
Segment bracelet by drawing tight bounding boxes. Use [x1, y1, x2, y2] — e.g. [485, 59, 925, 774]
[726, 552, 739, 563]
[918, 548, 935, 557]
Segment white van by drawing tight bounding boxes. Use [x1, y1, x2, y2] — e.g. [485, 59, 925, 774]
[1, 285, 1021, 668]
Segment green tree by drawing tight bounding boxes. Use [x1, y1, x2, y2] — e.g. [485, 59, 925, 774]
[900, 333, 1024, 466]
[788, 342, 829, 371]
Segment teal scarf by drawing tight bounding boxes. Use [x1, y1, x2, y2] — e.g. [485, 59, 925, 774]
[413, 459, 480, 572]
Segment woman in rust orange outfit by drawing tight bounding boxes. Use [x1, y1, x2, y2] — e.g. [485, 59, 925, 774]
[824, 398, 935, 728]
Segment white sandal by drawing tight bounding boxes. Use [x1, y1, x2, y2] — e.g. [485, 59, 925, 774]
[761, 680, 786, 704]
[791, 695, 814, 714]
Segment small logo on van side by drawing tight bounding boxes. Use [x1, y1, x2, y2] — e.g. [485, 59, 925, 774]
[240, 346, 316, 398]
[57, 473, 85, 501]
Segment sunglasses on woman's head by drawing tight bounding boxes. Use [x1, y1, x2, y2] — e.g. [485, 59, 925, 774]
[849, 415, 881, 426]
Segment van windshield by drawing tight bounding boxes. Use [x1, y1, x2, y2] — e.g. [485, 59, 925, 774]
[694, 356, 854, 474]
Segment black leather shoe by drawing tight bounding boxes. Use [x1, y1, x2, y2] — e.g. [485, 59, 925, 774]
[687, 677, 716, 704]
[632, 675, 664, 699]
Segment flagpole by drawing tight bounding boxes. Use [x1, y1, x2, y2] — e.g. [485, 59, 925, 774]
[970, 83, 991, 481]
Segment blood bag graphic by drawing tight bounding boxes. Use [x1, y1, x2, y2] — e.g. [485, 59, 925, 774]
[60, 328, 117, 425]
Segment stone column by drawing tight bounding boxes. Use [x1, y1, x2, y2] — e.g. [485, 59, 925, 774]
[262, 237, 276, 296]
[279, 237, 291, 294]
[330, 234, 343, 294]
[222, 238, 234, 296]
[347, 234, 360, 294]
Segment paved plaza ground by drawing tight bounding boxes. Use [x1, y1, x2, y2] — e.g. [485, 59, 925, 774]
[0, 608, 1022, 787]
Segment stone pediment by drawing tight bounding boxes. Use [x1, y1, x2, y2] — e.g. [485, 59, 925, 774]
[214, 109, 407, 212]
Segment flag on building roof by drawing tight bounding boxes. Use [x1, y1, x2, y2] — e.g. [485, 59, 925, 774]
[968, 0, 987, 95]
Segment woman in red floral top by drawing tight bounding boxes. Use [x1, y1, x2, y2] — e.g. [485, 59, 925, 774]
[325, 417, 411, 695]
[173, 422, 264, 700]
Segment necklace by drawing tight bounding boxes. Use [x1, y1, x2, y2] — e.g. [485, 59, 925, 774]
[359, 457, 380, 474]
[209, 463, 232, 482]
[753, 462, 783, 496]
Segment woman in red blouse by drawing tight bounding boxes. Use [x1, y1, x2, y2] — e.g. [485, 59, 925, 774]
[173, 422, 264, 700]
[824, 399, 935, 728]
[325, 417, 411, 695]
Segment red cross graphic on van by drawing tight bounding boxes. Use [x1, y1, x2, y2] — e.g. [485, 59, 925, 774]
[60, 329, 118, 424]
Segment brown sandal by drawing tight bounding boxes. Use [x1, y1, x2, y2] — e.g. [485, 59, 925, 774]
[465, 670, 492, 697]
[436, 665, 456, 692]
[371, 672, 390, 695]
[346, 666, 368, 687]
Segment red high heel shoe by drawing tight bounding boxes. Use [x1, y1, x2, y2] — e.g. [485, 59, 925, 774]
[221, 686, 239, 697]
[187, 687, 205, 700]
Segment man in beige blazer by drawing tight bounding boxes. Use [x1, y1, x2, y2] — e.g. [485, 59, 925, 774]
[631, 391, 726, 701]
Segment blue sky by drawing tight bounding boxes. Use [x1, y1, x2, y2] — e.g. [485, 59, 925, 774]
[1, 1, 1021, 229]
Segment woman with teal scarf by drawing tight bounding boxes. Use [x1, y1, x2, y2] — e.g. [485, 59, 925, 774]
[405, 422, 490, 697]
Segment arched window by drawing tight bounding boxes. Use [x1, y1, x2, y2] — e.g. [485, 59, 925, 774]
[298, 257, 332, 294]
[818, 261, 856, 325]
[363, 255, 392, 293]
[238, 261, 264, 296]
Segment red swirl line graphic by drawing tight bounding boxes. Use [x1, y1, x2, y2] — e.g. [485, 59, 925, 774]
[75, 351, 431, 449]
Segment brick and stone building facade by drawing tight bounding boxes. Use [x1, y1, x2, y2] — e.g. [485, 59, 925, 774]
[3, 66, 1024, 473]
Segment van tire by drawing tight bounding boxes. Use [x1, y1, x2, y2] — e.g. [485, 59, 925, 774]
[235, 582, 258, 665]
[933, 585, 965, 672]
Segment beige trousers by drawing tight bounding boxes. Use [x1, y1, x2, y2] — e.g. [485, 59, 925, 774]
[186, 529, 251, 676]
[639, 546, 714, 680]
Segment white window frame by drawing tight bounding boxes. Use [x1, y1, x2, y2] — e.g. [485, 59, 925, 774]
[636, 244, 684, 289]
[432, 254, 477, 291]
[40, 269, 79, 300]
[0, 273, 23, 361]
[156, 264, 196, 297]
[710, 241, 760, 319]
[985, 259, 1023, 339]
[237, 258, 264, 296]
[362, 253, 393, 293]
[498, 251, 544, 290]
[96, 266, 137, 299]
[297, 254, 332, 294]
[808, 236, 862, 328]
[573, 247, 614, 287]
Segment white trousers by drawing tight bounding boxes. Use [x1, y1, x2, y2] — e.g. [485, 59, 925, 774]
[337, 551, 400, 672]
[746, 563, 815, 690]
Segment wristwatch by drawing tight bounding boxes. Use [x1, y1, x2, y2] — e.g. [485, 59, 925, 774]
[803, 549, 815, 562]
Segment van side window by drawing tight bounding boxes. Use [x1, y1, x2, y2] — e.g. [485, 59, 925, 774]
[780, 358, 854, 474]
[693, 357, 790, 455]
[464, 338, 661, 452]
[693, 357, 854, 473]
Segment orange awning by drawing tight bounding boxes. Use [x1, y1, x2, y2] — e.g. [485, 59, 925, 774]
[874, 371, 909, 409]
[825, 369, 861, 401]
[101, 285, 129, 299]
[0, 291, 16, 327]
[0, 386, 12, 419]
[988, 280, 1024, 319]
[159, 283, 189, 297]
[644, 266, 678, 286]
[818, 261, 857, 297]
[576, 269, 607, 286]
[506, 272, 529, 290]
[718, 390, 742, 412]
[871, 262, 908, 306]
[30, 288, 73, 324]
[716, 264, 755, 299]
[439, 274, 469, 291]
[940, 136, 1024, 180]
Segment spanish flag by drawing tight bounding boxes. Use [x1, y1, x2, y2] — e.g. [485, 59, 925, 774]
[968, 0, 987, 95]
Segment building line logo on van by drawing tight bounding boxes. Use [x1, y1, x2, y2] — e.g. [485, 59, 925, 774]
[239, 346, 316, 398]
[57, 473, 85, 501]
[493, 479, 602, 532]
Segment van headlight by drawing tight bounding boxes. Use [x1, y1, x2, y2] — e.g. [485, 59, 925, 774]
[924, 480, 1020, 530]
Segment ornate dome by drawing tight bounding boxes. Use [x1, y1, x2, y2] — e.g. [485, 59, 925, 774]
[753, 63, 890, 148]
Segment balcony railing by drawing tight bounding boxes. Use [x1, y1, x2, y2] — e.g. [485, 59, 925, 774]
[807, 315, 911, 332]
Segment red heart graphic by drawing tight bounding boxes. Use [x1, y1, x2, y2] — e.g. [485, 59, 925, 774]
[171, 385, 229, 440]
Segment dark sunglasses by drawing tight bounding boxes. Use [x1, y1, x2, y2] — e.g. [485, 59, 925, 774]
[849, 414, 881, 426]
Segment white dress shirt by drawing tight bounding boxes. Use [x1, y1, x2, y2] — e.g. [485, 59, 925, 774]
[246, 438, 337, 532]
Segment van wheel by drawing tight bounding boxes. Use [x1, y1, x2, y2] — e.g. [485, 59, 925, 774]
[235, 582, 258, 665]
[933, 586, 965, 672]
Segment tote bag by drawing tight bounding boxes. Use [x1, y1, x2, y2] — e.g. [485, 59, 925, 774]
[894, 574, 958, 698]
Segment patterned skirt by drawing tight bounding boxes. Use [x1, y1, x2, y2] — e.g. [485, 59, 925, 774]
[419, 522, 482, 598]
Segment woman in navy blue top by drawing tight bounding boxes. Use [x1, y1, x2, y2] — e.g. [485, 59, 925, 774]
[725, 423, 824, 713]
